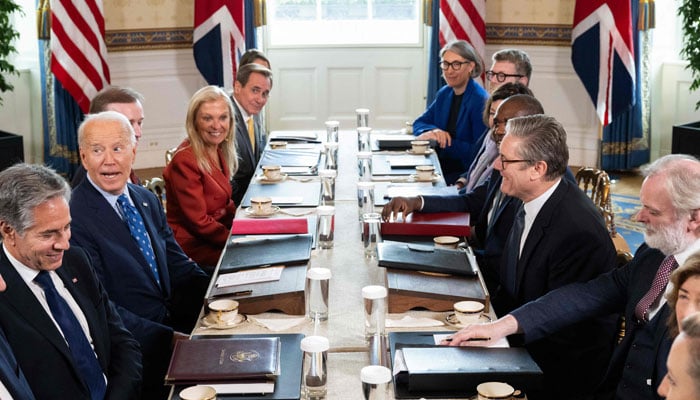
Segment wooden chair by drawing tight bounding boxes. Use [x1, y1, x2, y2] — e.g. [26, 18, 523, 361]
[143, 177, 166, 211]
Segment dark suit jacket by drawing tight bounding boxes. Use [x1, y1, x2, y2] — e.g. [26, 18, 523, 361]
[0, 328, 35, 399]
[69, 180, 208, 392]
[231, 101, 264, 205]
[0, 248, 142, 399]
[512, 244, 672, 400]
[163, 143, 237, 268]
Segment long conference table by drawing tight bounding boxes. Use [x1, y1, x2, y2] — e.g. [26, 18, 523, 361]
[170, 129, 497, 399]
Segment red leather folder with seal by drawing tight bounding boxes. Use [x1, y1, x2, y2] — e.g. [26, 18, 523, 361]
[381, 212, 470, 237]
[231, 218, 308, 235]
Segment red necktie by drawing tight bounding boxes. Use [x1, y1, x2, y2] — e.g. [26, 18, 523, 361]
[634, 255, 678, 321]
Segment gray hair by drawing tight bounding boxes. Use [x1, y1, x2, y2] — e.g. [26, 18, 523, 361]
[641, 154, 700, 218]
[680, 311, 700, 396]
[0, 163, 71, 235]
[440, 40, 483, 79]
[492, 49, 532, 81]
[78, 111, 136, 148]
[505, 114, 568, 180]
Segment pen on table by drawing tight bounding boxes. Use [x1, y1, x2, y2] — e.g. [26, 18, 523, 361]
[443, 337, 490, 342]
[230, 290, 253, 296]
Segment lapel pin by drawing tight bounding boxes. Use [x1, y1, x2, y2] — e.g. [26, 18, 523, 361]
[72, 278, 78, 283]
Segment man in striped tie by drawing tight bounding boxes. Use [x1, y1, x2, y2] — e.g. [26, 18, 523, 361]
[447, 154, 700, 400]
[230, 63, 274, 205]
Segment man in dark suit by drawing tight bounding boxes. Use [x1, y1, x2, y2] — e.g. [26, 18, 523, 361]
[71, 86, 145, 188]
[448, 154, 700, 400]
[69, 111, 209, 399]
[230, 63, 273, 204]
[0, 163, 142, 399]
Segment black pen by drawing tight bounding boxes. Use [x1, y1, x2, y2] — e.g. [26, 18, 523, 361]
[230, 290, 253, 296]
[443, 337, 490, 342]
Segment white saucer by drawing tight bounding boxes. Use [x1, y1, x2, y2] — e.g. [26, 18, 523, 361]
[244, 206, 280, 218]
[409, 174, 441, 183]
[405, 148, 434, 155]
[444, 312, 491, 328]
[201, 313, 247, 329]
[256, 174, 288, 184]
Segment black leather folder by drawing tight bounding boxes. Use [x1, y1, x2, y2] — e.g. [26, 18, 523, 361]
[377, 241, 477, 276]
[371, 154, 438, 176]
[172, 334, 303, 400]
[389, 332, 543, 398]
[219, 234, 313, 273]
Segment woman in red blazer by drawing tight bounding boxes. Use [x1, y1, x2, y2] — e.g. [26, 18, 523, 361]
[164, 85, 238, 269]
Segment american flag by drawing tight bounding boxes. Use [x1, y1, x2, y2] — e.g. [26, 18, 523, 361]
[50, 0, 110, 113]
[572, 1, 635, 126]
[193, 0, 245, 90]
[439, 0, 486, 60]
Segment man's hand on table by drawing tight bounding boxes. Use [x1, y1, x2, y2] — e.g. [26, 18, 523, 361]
[381, 196, 422, 221]
[442, 315, 520, 347]
[416, 128, 452, 148]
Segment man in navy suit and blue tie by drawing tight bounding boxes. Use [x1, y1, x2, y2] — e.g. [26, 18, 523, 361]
[69, 111, 210, 399]
[0, 163, 142, 399]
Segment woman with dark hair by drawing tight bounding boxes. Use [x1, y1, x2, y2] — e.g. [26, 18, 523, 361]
[667, 251, 700, 337]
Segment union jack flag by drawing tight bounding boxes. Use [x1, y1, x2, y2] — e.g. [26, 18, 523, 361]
[50, 0, 110, 113]
[194, 0, 245, 90]
[439, 0, 486, 60]
[572, 1, 636, 126]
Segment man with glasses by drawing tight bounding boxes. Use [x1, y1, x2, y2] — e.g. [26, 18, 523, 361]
[412, 40, 489, 184]
[485, 48, 531, 92]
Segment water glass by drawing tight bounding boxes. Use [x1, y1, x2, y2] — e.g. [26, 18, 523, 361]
[362, 285, 387, 339]
[360, 365, 392, 400]
[357, 127, 372, 152]
[316, 206, 335, 249]
[324, 142, 338, 170]
[319, 169, 337, 204]
[357, 182, 375, 221]
[301, 336, 329, 400]
[356, 108, 370, 128]
[362, 212, 382, 259]
[357, 151, 372, 181]
[324, 120, 339, 143]
[306, 268, 331, 321]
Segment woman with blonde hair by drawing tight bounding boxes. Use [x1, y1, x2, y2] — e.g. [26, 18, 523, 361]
[164, 85, 238, 270]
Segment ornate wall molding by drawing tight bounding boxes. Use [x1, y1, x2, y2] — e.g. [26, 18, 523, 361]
[106, 23, 572, 51]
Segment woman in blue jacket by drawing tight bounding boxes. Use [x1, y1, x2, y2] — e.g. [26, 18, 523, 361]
[413, 40, 488, 184]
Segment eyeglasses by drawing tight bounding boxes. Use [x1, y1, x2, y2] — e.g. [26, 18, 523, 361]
[499, 154, 532, 169]
[485, 70, 525, 82]
[439, 60, 471, 71]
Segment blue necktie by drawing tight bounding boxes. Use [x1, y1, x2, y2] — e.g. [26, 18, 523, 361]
[117, 194, 161, 286]
[34, 271, 107, 400]
[503, 205, 525, 296]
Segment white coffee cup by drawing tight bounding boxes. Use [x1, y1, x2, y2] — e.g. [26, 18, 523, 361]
[208, 299, 239, 323]
[454, 300, 485, 325]
[250, 196, 273, 214]
[179, 385, 217, 400]
[415, 165, 435, 181]
[262, 165, 282, 180]
[411, 140, 430, 153]
[476, 381, 515, 400]
[434, 236, 460, 249]
[269, 141, 287, 149]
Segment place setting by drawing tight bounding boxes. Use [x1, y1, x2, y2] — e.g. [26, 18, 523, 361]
[255, 165, 287, 184]
[243, 197, 280, 218]
[405, 140, 434, 155]
[408, 165, 441, 182]
[444, 300, 492, 328]
[199, 299, 248, 330]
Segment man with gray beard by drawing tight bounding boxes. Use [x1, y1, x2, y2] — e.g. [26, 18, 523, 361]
[445, 154, 700, 400]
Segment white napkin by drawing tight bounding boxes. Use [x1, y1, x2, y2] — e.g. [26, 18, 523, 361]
[248, 313, 307, 332]
[385, 315, 444, 328]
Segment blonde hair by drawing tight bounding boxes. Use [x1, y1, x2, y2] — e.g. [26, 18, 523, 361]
[184, 85, 238, 177]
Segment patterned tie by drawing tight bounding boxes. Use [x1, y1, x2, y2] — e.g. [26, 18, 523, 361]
[635, 255, 679, 321]
[34, 271, 107, 400]
[117, 194, 161, 286]
[503, 205, 526, 296]
[247, 117, 256, 152]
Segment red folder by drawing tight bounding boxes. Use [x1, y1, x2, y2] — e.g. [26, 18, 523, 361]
[381, 212, 470, 237]
[231, 218, 308, 235]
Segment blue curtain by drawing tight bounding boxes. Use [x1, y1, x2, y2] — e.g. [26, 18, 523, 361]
[245, 0, 257, 49]
[426, 0, 444, 106]
[600, 0, 649, 170]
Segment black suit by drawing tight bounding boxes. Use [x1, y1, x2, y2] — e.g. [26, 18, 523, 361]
[512, 244, 673, 400]
[0, 327, 35, 399]
[231, 101, 264, 205]
[0, 248, 142, 399]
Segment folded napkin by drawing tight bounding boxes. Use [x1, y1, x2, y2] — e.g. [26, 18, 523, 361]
[248, 313, 307, 332]
[231, 218, 308, 235]
[385, 315, 444, 328]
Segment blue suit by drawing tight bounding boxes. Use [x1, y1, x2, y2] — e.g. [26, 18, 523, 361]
[70, 181, 209, 398]
[413, 79, 488, 184]
[512, 244, 672, 400]
[0, 328, 35, 399]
